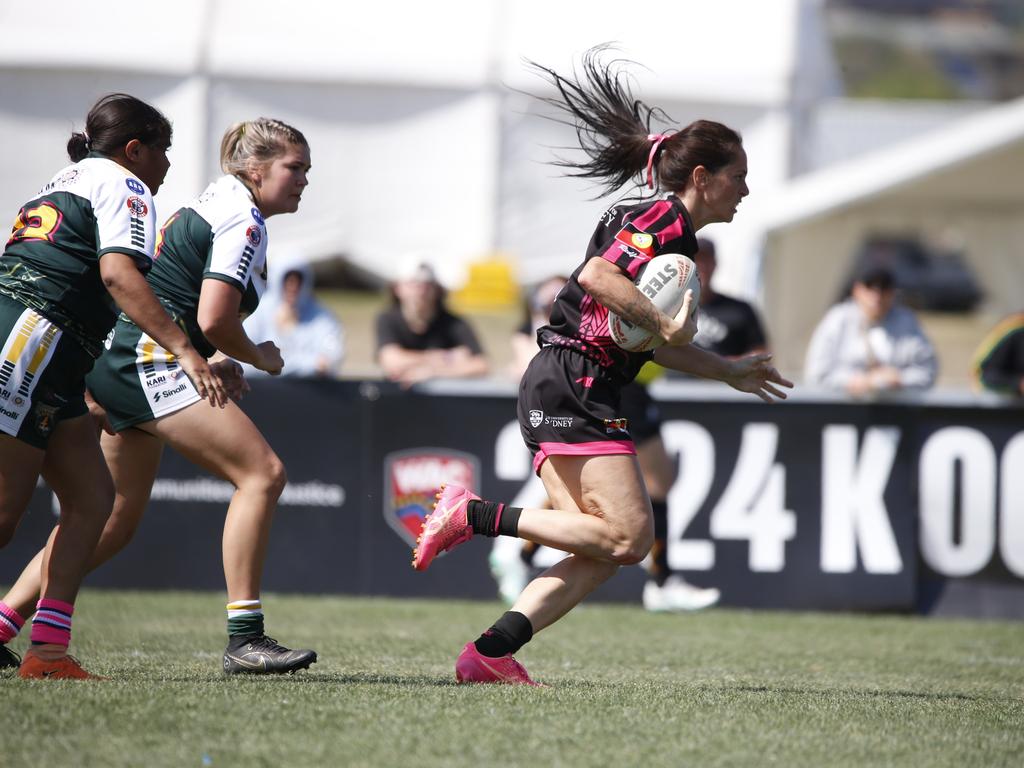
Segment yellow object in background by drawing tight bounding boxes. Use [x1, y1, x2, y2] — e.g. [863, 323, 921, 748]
[634, 360, 666, 386]
[451, 257, 520, 312]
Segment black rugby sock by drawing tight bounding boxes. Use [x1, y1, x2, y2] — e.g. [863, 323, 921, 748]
[649, 499, 670, 587]
[474, 611, 534, 658]
[467, 499, 522, 537]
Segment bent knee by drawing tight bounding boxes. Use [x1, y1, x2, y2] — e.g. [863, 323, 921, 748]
[240, 452, 287, 498]
[609, 530, 654, 566]
[266, 455, 287, 496]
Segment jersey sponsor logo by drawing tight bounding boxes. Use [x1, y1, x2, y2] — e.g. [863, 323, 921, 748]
[126, 196, 149, 217]
[382, 448, 479, 547]
[250, 207, 265, 225]
[125, 178, 146, 195]
[41, 169, 80, 193]
[245, 225, 262, 246]
[529, 409, 543, 428]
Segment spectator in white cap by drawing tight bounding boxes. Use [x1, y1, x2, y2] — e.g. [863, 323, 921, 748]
[375, 257, 489, 387]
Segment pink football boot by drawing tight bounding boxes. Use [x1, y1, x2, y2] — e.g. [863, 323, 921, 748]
[411, 483, 479, 571]
[455, 642, 543, 686]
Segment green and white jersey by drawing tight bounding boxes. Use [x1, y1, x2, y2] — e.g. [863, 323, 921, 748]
[147, 174, 268, 357]
[0, 155, 157, 357]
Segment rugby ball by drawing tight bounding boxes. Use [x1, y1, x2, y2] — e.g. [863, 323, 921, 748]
[607, 253, 700, 352]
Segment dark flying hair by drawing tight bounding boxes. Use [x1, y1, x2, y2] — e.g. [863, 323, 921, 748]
[67, 93, 172, 162]
[526, 46, 743, 197]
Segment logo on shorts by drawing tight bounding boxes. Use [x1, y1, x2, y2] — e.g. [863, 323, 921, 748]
[529, 410, 544, 428]
[126, 196, 148, 216]
[382, 449, 479, 547]
[545, 415, 573, 428]
[245, 225, 262, 246]
[34, 402, 59, 437]
[126, 178, 146, 195]
[604, 417, 629, 434]
[251, 207, 265, 225]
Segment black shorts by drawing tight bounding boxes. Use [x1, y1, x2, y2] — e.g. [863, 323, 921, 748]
[517, 345, 636, 475]
[618, 380, 662, 444]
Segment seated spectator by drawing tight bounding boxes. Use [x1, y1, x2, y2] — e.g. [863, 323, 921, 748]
[509, 274, 567, 380]
[692, 237, 768, 357]
[243, 261, 345, 378]
[972, 312, 1024, 396]
[804, 262, 937, 395]
[376, 259, 489, 386]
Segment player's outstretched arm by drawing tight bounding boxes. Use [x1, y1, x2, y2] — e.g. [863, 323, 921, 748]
[653, 347, 793, 402]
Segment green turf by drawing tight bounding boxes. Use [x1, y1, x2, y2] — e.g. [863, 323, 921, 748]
[3, 589, 1022, 767]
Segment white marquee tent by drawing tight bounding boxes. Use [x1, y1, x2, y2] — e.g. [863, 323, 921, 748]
[0, 0, 838, 291]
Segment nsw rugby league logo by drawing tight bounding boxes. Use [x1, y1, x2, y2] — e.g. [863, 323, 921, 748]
[383, 448, 480, 547]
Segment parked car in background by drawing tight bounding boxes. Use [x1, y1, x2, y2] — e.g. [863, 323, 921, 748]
[841, 235, 984, 312]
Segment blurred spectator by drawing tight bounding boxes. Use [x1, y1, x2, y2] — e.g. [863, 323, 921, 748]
[971, 312, 1024, 397]
[804, 262, 937, 395]
[244, 261, 345, 378]
[376, 259, 489, 386]
[692, 237, 768, 357]
[509, 274, 567, 379]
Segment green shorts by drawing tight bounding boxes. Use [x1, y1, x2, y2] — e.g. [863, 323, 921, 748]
[86, 318, 202, 432]
[0, 294, 91, 448]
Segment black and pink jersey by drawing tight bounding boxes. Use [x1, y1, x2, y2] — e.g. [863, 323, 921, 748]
[538, 195, 699, 383]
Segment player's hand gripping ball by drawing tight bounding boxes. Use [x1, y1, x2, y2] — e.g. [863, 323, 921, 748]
[607, 253, 700, 352]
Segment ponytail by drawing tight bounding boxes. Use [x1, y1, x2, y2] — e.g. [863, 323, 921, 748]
[527, 46, 742, 197]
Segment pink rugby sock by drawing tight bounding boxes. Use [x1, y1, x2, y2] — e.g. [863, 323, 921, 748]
[30, 599, 74, 648]
[0, 601, 25, 644]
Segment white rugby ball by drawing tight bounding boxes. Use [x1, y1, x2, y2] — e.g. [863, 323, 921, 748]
[607, 253, 700, 352]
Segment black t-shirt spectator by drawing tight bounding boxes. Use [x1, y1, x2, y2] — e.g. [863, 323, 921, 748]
[375, 307, 484, 355]
[693, 294, 767, 357]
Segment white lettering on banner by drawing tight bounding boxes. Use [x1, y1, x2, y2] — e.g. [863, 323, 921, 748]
[821, 426, 903, 574]
[150, 478, 344, 507]
[1001, 433, 1024, 578]
[663, 421, 716, 570]
[709, 423, 795, 572]
[392, 456, 473, 491]
[920, 427, 996, 576]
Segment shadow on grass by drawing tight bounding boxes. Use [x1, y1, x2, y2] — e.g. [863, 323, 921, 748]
[146, 671, 459, 687]
[726, 683, 984, 703]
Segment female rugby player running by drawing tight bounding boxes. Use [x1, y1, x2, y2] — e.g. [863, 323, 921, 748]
[0, 94, 223, 679]
[413, 48, 792, 685]
[0, 118, 315, 676]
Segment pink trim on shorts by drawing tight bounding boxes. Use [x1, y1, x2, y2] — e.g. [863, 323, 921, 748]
[532, 440, 637, 474]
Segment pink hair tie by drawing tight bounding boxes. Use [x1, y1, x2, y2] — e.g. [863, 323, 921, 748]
[645, 133, 670, 189]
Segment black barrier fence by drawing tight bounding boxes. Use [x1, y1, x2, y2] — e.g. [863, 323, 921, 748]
[3, 379, 1022, 618]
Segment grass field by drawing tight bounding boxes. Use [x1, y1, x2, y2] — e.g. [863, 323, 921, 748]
[3, 589, 1023, 768]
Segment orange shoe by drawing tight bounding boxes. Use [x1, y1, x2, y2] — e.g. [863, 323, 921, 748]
[18, 649, 106, 680]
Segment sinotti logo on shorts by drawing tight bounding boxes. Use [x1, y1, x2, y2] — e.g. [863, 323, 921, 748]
[529, 409, 543, 428]
[382, 448, 479, 547]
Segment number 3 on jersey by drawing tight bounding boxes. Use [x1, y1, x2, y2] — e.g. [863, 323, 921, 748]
[8, 203, 64, 246]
